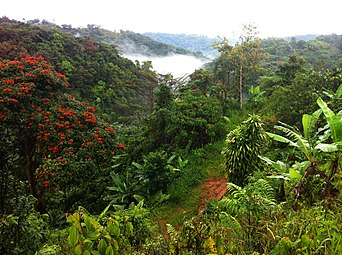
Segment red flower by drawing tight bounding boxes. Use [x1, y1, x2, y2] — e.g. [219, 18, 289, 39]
[88, 106, 95, 113]
[11, 99, 18, 103]
[0, 100, 4, 103]
[2, 88, 13, 93]
[57, 73, 66, 79]
[43, 181, 49, 187]
[119, 143, 126, 149]
[87, 157, 92, 161]
[51, 172, 55, 177]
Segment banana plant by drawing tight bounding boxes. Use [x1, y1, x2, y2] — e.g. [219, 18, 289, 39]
[264, 91, 341, 204]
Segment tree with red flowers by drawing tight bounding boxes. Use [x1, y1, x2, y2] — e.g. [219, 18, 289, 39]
[0, 56, 122, 209]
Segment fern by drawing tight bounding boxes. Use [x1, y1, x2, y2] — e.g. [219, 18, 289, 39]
[219, 179, 276, 217]
[166, 224, 178, 240]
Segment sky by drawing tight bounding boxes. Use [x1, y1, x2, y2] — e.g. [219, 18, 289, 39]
[1, 0, 341, 38]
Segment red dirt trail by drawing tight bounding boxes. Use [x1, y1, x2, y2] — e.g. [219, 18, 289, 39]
[198, 176, 227, 212]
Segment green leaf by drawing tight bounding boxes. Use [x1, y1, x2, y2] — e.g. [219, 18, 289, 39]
[99, 204, 111, 219]
[83, 250, 91, 255]
[104, 234, 112, 240]
[74, 245, 82, 255]
[97, 239, 107, 255]
[266, 132, 297, 147]
[83, 239, 93, 250]
[302, 114, 311, 140]
[105, 245, 115, 255]
[317, 97, 342, 143]
[108, 222, 120, 238]
[259, 156, 287, 172]
[84, 215, 92, 231]
[68, 225, 79, 247]
[335, 84, 342, 97]
[86, 231, 100, 241]
[273, 125, 311, 160]
[112, 240, 119, 252]
[289, 168, 302, 180]
[126, 222, 133, 236]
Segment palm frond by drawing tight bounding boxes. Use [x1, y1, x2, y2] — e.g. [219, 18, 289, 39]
[274, 125, 311, 160]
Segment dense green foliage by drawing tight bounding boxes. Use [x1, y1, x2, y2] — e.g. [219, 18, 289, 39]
[0, 17, 341, 254]
[222, 115, 267, 186]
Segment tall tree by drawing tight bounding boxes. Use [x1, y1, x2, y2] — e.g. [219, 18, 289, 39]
[233, 24, 265, 109]
[215, 24, 265, 109]
[0, 56, 121, 210]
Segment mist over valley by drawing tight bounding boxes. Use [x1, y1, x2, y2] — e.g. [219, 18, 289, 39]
[124, 54, 207, 77]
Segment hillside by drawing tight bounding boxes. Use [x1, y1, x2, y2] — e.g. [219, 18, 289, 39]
[144, 32, 220, 59]
[261, 34, 342, 70]
[62, 26, 206, 59]
[24, 19, 205, 59]
[144, 31, 342, 70]
[0, 17, 159, 122]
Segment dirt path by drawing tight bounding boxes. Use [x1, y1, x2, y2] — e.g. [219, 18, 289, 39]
[198, 176, 227, 212]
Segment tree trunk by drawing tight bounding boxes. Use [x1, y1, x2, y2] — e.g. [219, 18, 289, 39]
[239, 64, 243, 109]
[23, 130, 37, 198]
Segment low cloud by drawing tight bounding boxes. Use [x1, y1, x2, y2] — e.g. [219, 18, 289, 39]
[124, 54, 207, 77]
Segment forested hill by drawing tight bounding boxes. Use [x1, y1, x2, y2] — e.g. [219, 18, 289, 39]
[144, 32, 342, 70]
[144, 32, 221, 59]
[20, 18, 205, 59]
[261, 34, 342, 70]
[60, 26, 206, 58]
[0, 17, 160, 122]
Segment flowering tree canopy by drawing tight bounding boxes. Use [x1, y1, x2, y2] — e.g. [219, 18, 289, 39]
[0, 56, 123, 204]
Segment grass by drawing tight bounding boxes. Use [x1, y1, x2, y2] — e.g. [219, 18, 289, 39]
[150, 112, 245, 233]
[151, 140, 226, 232]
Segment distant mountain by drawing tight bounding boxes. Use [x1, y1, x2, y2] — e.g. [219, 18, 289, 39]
[144, 32, 220, 59]
[57, 25, 205, 59]
[283, 34, 318, 42]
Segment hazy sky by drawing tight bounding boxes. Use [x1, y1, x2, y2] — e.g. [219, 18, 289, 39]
[1, 0, 341, 38]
